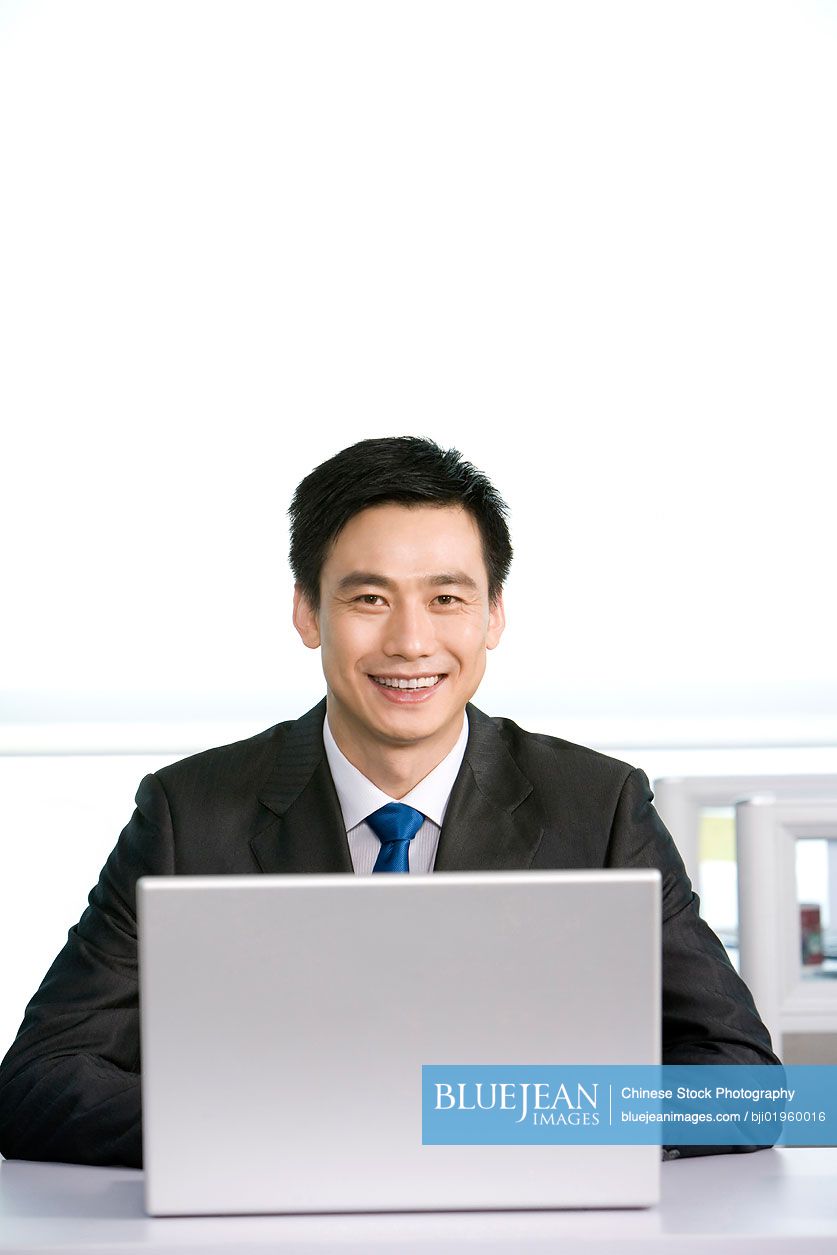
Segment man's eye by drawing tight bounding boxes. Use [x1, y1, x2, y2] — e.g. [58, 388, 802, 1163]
[356, 594, 385, 605]
[435, 595, 460, 606]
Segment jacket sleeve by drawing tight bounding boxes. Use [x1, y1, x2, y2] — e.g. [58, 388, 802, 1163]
[0, 773, 175, 1168]
[606, 767, 781, 1159]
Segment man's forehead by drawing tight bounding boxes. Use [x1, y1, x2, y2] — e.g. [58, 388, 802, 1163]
[322, 503, 487, 581]
[332, 503, 479, 547]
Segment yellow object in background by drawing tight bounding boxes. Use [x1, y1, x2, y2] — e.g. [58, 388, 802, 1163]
[698, 810, 736, 863]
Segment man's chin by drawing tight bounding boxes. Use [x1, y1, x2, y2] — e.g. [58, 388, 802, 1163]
[366, 713, 451, 747]
[361, 702, 463, 751]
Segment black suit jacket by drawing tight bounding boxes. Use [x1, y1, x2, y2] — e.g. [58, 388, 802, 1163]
[0, 699, 778, 1168]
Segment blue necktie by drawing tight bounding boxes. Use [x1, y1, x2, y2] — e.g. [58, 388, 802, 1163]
[367, 802, 425, 873]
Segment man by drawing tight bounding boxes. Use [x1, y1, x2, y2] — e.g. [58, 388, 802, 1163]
[0, 436, 778, 1169]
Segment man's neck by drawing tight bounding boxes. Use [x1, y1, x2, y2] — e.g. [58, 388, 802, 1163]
[325, 706, 465, 799]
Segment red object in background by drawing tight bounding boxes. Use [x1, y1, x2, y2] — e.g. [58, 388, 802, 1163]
[800, 903, 824, 966]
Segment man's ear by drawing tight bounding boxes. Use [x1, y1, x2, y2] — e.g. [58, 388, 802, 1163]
[486, 590, 506, 650]
[292, 584, 321, 649]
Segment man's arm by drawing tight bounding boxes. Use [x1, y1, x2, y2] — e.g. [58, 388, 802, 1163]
[607, 766, 778, 1065]
[606, 767, 781, 1158]
[0, 773, 175, 1168]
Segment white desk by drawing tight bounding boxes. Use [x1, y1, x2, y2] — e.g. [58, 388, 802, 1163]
[1, 1149, 836, 1253]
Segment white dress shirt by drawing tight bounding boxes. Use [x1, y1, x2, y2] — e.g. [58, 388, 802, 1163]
[322, 712, 470, 874]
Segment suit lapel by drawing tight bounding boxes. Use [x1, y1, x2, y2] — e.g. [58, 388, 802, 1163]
[434, 703, 545, 871]
[250, 698, 353, 874]
[249, 698, 544, 875]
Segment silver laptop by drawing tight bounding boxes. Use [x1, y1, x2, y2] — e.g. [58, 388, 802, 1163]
[138, 870, 661, 1215]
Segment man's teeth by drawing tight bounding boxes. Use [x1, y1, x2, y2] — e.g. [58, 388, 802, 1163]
[372, 675, 440, 689]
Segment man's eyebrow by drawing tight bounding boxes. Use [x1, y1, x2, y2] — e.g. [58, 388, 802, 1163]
[334, 571, 480, 593]
[426, 571, 480, 592]
[335, 572, 397, 593]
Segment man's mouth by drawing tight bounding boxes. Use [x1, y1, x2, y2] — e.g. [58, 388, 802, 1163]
[370, 674, 444, 690]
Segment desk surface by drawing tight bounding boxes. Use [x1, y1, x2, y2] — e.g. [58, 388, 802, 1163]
[1, 1149, 836, 1253]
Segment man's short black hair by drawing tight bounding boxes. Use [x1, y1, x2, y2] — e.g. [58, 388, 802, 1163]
[288, 436, 512, 612]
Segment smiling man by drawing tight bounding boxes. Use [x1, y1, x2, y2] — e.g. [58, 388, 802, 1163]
[0, 436, 778, 1169]
[294, 500, 504, 802]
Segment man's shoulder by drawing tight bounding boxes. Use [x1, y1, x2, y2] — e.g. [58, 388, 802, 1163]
[472, 707, 637, 791]
[153, 702, 325, 799]
[156, 721, 286, 777]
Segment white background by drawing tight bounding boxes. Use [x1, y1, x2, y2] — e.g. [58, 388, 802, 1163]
[2, 1, 837, 1054]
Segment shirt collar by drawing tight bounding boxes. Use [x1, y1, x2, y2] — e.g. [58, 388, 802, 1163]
[322, 710, 470, 831]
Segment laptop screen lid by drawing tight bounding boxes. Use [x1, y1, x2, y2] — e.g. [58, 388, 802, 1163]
[139, 869, 661, 1215]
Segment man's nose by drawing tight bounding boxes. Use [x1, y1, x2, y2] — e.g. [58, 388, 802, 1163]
[382, 602, 436, 658]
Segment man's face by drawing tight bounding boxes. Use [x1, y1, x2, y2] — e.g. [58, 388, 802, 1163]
[293, 503, 505, 760]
